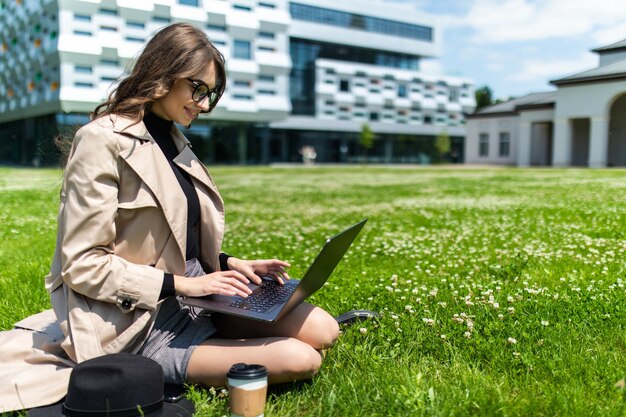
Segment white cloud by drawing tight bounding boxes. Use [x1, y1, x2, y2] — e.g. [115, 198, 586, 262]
[507, 52, 597, 82]
[448, 0, 626, 44]
[593, 22, 626, 46]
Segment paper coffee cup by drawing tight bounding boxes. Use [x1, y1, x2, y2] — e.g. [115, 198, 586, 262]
[227, 363, 269, 417]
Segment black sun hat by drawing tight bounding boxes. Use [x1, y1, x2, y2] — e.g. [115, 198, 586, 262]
[28, 353, 194, 417]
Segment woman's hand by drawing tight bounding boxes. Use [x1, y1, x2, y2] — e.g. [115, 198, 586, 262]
[173, 271, 254, 298]
[227, 258, 291, 285]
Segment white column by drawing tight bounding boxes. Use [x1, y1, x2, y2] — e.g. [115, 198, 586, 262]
[552, 118, 571, 167]
[588, 116, 609, 168]
[517, 121, 531, 167]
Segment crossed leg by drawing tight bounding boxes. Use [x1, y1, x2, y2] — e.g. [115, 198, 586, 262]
[186, 303, 339, 386]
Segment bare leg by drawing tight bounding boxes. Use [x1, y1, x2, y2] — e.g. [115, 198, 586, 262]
[186, 337, 322, 386]
[186, 303, 339, 386]
[210, 302, 340, 350]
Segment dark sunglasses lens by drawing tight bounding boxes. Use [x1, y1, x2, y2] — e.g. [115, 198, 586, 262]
[192, 85, 208, 102]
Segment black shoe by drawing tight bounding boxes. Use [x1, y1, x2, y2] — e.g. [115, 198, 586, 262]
[335, 310, 379, 326]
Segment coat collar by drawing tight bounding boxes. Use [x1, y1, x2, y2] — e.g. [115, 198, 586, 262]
[111, 114, 220, 268]
[109, 114, 191, 148]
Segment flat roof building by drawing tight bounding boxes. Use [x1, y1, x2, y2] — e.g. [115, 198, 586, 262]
[0, 0, 475, 165]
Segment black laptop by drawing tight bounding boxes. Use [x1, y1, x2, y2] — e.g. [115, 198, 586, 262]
[181, 219, 367, 322]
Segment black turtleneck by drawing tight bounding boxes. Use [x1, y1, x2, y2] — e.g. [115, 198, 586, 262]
[143, 112, 201, 298]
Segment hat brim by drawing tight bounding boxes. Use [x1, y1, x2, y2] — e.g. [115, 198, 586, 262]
[27, 398, 195, 417]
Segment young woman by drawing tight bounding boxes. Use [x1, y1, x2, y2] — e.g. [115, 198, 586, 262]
[0, 22, 340, 411]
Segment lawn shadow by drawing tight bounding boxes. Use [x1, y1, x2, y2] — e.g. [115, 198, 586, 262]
[267, 378, 314, 397]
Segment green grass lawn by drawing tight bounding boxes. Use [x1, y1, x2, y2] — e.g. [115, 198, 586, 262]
[1, 166, 626, 416]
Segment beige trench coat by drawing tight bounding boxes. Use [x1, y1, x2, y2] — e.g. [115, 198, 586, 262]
[0, 114, 225, 412]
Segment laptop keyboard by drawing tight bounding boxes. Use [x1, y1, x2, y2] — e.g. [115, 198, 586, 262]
[229, 280, 296, 313]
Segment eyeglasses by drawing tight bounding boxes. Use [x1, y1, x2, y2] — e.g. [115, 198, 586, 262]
[186, 78, 221, 110]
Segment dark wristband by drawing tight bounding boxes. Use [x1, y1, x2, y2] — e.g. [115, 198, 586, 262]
[219, 253, 232, 271]
[159, 273, 176, 299]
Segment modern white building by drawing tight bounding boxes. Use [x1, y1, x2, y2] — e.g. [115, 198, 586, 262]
[465, 38, 626, 168]
[0, 0, 475, 165]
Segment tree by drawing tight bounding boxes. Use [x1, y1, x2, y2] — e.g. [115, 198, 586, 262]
[435, 130, 451, 162]
[475, 85, 493, 110]
[359, 122, 375, 163]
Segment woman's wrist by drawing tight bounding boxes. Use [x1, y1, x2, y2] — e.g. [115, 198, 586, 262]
[173, 274, 186, 296]
[226, 256, 239, 270]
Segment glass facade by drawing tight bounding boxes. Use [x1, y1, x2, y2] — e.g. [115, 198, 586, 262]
[290, 38, 420, 115]
[290, 2, 433, 42]
[268, 130, 464, 164]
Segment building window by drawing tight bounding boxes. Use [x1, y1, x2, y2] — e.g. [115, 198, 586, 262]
[479, 133, 489, 157]
[73, 30, 92, 36]
[74, 82, 94, 88]
[233, 40, 251, 59]
[258, 75, 275, 82]
[234, 80, 251, 87]
[233, 94, 253, 100]
[100, 59, 119, 66]
[398, 84, 407, 98]
[99, 8, 117, 15]
[178, 0, 199, 6]
[75, 66, 93, 73]
[499, 132, 510, 157]
[339, 79, 349, 92]
[74, 14, 91, 21]
[125, 36, 144, 42]
[127, 21, 145, 29]
[424, 115, 432, 124]
[258, 46, 275, 52]
[370, 112, 379, 121]
[233, 4, 252, 11]
[449, 88, 459, 102]
[258, 89, 276, 95]
[259, 31, 275, 39]
[100, 26, 117, 32]
[207, 24, 226, 31]
[153, 16, 171, 23]
[259, 2, 276, 8]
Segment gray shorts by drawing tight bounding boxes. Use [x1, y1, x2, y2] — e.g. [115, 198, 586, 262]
[138, 259, 217, 384]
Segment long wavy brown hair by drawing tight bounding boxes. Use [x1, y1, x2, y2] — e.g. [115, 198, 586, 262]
[56, 23, 226, 166]
[94, 22, 226, 121]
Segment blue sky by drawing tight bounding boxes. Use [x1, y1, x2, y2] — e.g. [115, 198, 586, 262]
[385, 0, 626, 100]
